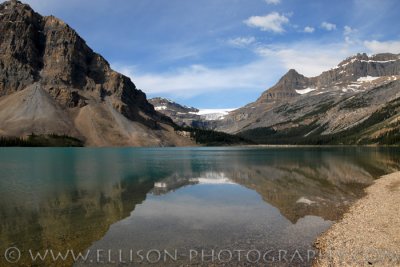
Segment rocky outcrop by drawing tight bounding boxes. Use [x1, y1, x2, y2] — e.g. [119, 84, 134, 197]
[0, 0, 192, 146]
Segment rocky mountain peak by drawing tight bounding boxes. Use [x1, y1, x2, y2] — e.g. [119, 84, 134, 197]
[0, 0, 36, 20]
[257, 69, 309, 103]
[0, 0, 193, 146]
[279, 69, 306, 85]
[2, 0, 26, 9]
[216, 52, 400, 135]
[286, 68, 300, 75]
[0, 0, 162, 122]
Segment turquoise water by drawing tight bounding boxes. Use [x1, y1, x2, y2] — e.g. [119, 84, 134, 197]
[0, 147, 399, 266]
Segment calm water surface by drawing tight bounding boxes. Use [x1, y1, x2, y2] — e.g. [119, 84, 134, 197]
[0, 147, 399, 266]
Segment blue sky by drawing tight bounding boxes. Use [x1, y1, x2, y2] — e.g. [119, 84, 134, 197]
[13, 0, 400, 108]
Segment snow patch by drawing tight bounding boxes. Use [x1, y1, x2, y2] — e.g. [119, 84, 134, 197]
[349, 83, 361, 88]
[196, 109, 235, 115]
[190, 108, 236, 121]
[296, 88, 316, 95]
[360, 59, 398, 63]
[296, 197, 316, 205]
[333, 56, 398, 70]
[341, 58, 358, 67]
[357, 76, 379, 82]
[154, 105, 167, 111]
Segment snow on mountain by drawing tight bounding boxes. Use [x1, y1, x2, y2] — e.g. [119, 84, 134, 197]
[357, 76, 380, 82]
[148, 97, 237, 126]
[191, 108, 237, 120]
[295, 88, 316, 95]
[154, 105, 168, 111]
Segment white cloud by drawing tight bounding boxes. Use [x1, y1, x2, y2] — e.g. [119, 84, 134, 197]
[113, 40, 364, 99]
[364, 40, 400, 54]
[113, 60, 283, 98]
[244, 12, 290, 33]
[321, 22, 336, 31]
[344, 36, 355, 45]
[343, 25, 356, 35]
[113, 38, 398, 100]
[342, 26, 359, 45]
[227, 36, 256, 47]
[304, 26, 315, 33]
[265, 0, 281, 5]
[255, 42, 358, 77]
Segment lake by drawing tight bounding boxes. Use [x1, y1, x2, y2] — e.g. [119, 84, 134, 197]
[0, 147, 399, 266]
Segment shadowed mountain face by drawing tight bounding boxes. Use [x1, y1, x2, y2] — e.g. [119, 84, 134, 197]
[0, 0, 192, 146]
[213, 53, 400, 144]
[1, 147, 399, 266]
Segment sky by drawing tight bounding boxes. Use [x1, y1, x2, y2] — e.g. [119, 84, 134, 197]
[10, 0, 400, 108]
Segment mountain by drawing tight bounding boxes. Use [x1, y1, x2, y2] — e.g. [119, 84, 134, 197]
[148, 97, 203, 127]
[215, 53, 400, 145]
[257, 69, 308, 102]
[0, 0, 194, 146]
[148, 97, 235, 128]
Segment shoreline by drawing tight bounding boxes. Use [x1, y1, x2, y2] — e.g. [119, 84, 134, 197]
[313, 171, 400, 266]
[2, 144, 399, 148]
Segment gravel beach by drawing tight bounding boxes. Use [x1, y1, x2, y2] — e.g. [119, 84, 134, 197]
[314, 171, 400, 266]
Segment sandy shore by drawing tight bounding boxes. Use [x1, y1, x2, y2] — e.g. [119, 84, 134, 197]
[314, 171, 400, 266]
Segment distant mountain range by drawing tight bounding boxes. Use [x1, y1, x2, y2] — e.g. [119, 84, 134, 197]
[154, 53, 400, 145]
[220, 53, 400, 145]
[1, 0, 399, 146]
[148, 97, 234, 129]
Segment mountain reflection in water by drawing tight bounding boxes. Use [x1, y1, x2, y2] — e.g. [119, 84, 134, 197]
[0, 147, 399, 266]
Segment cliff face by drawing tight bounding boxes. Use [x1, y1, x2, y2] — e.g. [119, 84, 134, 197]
[0, 0, 192, 146]
[0, 0, 43, 95]
[312, 53, 400, 88]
